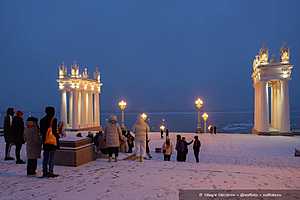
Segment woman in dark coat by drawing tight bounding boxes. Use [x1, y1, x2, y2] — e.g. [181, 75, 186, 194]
[12, 111, 25, 164]
[175, 135, 184, 162]
[193, 136, 201, 163]
[3, 108, 14, 160]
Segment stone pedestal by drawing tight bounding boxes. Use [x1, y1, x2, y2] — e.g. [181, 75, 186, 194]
[54, 137, 95, 167]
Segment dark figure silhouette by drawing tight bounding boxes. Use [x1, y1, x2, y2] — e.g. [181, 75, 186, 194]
[193, 136, 201, 163]
[166, 128, 169, 137]
[12, 111, 25, 164]
[3, 108, 15, 160]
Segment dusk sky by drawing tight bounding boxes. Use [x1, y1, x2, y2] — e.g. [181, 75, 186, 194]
[1, 0, 299, 113]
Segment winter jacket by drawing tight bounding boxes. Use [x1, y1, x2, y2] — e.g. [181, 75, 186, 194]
[193, 139, 201, 152]
[3, 115, 13, 143]
[104, 121, 123, 148]
[24, 126, 42, 159]
[183, 140, 193, 154]
[162, 142, 173, 155]
[40, 116, 59, 151]
[11, 116, 25, 144]
[132, 119, 150, 142]
[176, 140, 185, 153]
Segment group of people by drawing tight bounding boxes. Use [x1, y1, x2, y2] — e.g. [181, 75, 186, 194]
[3, 107, 203, 178]
[161, 135, 201, 162]
[3, 107, 63, 177]
[92, 114, 202, 163]
[92, 114, 150, 162]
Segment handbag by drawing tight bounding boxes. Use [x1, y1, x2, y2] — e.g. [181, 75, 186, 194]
[45, 118, 57, 146]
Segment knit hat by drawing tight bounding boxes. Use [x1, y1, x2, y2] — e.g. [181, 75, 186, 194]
[16, 111, 23, 117]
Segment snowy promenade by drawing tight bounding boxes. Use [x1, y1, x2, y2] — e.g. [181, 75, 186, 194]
[0, 133, 300, 200]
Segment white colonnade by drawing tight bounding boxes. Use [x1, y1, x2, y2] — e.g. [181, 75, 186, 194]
[252, 46, 293, 134]
[58, 63, 102, 130]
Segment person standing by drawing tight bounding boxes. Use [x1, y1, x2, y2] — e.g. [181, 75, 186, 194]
[12, 111, 25, 164]
[132, 115, 150, 162]
[104, 115, 123, 162]
[146, 132, 152, 159]
[40, 106, 59, 178]
[126, 130, 134, 153]
[162, 137, 173, 161]
[160, 128, 164, 139]
[24, 117, 42, 175]
[193, 136, 201, 163]
[175, 135, 185, 162]
[182, 137, 193, 162]
[3, 108, 15, 160]
[165, 128, 169, 138]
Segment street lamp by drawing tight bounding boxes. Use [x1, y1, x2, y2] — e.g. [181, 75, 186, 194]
[118, 100, 127, 128]
[141, 113, 148, 121]
[195, 98, 204, 133]
[202, 112, 208, 133]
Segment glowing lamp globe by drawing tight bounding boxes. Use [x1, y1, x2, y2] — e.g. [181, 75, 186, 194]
[118, 100, 127, 111]
[202, 112, 208, 121]
[195, 98, 204, 110]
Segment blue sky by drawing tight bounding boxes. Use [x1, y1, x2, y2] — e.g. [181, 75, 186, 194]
[0, 0, 299, 113]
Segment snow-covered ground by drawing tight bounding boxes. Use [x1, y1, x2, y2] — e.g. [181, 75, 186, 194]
[0, 133, 300, 200]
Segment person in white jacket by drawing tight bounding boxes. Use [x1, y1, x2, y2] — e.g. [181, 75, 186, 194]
[132, 116, 150, 162]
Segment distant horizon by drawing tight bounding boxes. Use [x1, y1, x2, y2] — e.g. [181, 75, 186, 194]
[1, 0, 299, 113]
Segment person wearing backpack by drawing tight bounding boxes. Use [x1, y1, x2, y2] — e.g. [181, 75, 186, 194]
[193, 136, 201, 163]
[40, 106, 59, 178]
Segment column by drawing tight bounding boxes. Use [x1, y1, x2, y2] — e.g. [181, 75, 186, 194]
[258, 81, 269, 132]
[85, 91, 89, 127]
[60, 89, 68, 127]
[68, 91, 73, 127]
[256, 83, 261, 131]
[273, 82, 280, 129]
[93, 92, 98, 126]
[88, 91, 93, 127]
[81, 90, 87, 128]
[271, 83, 276, 129]
[72, 90, 79, 129]
[279, 80, 290, 132]
[96, 92, 100, 126]
[254, 83, 258, 130]
[78, 90, 82, 129]
[98, 95, 101, 126]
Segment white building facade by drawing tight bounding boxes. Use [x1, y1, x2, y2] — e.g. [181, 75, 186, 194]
[57, 63, 103, 130]
[252, 46, 293, 134]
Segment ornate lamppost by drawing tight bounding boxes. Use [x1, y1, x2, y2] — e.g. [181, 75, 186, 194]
[202, 112, 208, 133]
[195, 98, 204, 133]
[118, 100, 127, 128]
